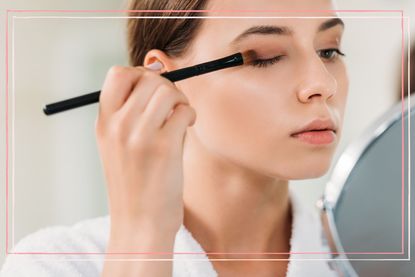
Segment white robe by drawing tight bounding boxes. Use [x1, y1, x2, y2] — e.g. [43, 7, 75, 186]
[0, 187, 337, 276]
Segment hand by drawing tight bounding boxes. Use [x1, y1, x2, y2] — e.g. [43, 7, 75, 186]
[95, 64, 195, 252]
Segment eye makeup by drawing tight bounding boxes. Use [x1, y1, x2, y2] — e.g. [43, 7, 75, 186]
[248, 47, 346, 69]
[250, 55, 285, 68]
[239, 45, 286, 68]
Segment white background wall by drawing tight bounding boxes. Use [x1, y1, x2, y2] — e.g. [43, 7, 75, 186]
[0, 0, 414, 268]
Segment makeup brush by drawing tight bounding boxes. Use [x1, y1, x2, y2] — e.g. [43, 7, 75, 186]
[43, 50, 257, 115]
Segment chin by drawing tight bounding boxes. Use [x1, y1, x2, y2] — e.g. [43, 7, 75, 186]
[264, 156, 333, 180]
[292, 158, 333, 180]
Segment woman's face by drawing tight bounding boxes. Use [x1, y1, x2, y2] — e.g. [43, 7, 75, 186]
[175, 0, 349, 180]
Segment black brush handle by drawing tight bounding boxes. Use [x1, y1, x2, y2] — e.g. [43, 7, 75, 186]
[43, 90, 100, 115]
[43, 53, 243, 115]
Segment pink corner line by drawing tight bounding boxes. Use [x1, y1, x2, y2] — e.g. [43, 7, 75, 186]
[4, 9, 406, 257]
[8, 251, 405, 255]
[6, 9, 404, 13]
[5, 9, 9, 256]
[400, 9, 405, 255]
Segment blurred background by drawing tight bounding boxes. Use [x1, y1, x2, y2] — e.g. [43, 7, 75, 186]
[0, 0, 414, 267]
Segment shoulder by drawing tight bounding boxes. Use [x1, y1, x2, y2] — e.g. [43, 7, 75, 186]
[12, 215, 110, 253]
[0, 215, 109, 277]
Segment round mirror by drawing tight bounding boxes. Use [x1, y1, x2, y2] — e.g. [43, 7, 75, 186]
[319, 94, 414, 277]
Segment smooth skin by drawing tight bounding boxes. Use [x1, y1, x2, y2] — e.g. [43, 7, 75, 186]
[97, 0, 349, 276]
[97, 66, 196, 276]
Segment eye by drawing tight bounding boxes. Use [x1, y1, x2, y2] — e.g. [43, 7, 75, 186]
[250, 48, 345, 68]
[318, 48, 346, 61]
[250, 55, 284, 68]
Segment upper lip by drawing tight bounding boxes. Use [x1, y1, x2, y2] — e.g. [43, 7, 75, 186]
[291, 118, 337, 136]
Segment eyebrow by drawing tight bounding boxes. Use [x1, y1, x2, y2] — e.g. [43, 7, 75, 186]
[231, 18, 344, 45]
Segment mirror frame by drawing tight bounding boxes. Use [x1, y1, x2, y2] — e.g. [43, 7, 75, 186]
[317, 93, 414, 276]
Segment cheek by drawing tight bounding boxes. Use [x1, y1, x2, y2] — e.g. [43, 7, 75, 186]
[339, 65, 350, 111]
[179, 68, 340, 180]
[180, 72, 303, 176]
[329, 62, 349, 127]
[191, 73, 289, 144]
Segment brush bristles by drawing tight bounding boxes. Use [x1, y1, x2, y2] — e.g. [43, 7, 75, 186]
[241, 50, 258, 65]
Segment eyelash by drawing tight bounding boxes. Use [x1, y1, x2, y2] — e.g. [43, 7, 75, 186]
[250, 48, 346, 68]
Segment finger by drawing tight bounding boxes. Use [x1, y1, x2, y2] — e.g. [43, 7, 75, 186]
[140, 84, 189, 130]
[100, 66, 145, 115]
[118, 70, 175, 121]
[162, 103, 196, 142]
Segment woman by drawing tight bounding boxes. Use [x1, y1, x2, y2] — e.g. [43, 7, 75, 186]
[1, 0, 348, 276]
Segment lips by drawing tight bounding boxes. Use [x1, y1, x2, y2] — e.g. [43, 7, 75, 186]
[291, 118, 337, 136]
[290, 118, 337, 145]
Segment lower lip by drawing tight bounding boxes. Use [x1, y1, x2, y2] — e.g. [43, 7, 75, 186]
[291, 130, 336, 145]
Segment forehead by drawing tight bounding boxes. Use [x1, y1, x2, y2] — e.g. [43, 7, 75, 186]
[193, 17, 342, 54]
[199, 0, 339, 43]
[206, 0, 336, 15]
[182, 0, 340, 61]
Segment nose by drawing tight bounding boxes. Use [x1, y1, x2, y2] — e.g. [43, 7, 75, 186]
[295, 53, 337, 104]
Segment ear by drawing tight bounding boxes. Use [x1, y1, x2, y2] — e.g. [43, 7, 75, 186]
[143, 49, 176, 73]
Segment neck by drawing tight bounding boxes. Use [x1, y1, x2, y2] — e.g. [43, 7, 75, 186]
[182, 134, 292, 259]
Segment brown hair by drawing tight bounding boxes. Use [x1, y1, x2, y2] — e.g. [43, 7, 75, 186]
[398, 40, 415, 101]
[407, 42, 415, 96]
[126, 0, 208, 66]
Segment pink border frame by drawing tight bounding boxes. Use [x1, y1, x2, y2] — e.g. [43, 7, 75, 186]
[4, 9, 407, 257]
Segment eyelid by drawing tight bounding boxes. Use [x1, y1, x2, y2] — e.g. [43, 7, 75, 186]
[250, 47, 345, 68]
[250, 55, 284, 68]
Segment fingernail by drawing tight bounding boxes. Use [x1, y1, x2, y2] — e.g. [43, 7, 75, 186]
[145, 61, 163, 71]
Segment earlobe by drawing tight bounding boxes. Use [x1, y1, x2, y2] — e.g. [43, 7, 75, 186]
[143, 49, 174, 73]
